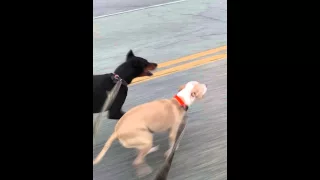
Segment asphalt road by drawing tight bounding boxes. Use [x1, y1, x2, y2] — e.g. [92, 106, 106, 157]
[93, 0, 227, 179]
[93, 0, 178, 17]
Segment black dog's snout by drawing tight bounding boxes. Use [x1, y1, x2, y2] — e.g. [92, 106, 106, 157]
[153, 63, 158, 67]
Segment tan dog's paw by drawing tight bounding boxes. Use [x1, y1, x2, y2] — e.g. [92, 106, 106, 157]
[135, 163, 153, 178]
[133, 158, 143, 166]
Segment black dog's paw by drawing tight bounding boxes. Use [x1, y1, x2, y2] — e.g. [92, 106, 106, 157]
[108, 111, 126, 120]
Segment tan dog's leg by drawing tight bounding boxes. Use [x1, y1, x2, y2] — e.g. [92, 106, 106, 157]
[129, 132, 154, 177]
[134, 146, 153, 178]
[130, 133, 154, 166]
[165, 124, 180, 158]
[134, 145, 159, 158]
[133, 144, 152, 166]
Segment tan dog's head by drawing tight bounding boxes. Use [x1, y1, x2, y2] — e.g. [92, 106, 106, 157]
[177, 81, 207, 106]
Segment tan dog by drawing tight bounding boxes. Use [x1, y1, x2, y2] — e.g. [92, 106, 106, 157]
[93, 81, 208, 174]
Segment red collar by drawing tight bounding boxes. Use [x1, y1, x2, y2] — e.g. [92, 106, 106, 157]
[174, 95, 189, 111]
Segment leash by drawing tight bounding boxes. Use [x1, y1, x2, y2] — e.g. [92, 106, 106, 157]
[153, 116, 188, 180]
[93, 74, 127, 142]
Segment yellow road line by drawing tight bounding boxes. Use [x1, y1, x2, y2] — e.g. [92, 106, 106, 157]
[156, 46, 227, 68]
[130, 53, 227, 86]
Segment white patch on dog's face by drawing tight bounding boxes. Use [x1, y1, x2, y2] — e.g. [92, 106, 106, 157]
[177, 81, 208, 106]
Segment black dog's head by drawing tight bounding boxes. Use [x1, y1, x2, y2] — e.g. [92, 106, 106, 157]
[114, 50, 158, 84]
[126, 50, 157, 77]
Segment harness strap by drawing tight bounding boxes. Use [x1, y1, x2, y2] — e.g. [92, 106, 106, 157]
[111, 73, 128, 86]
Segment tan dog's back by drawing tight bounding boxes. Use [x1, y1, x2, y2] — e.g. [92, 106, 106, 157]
[116, 99, 185, 134]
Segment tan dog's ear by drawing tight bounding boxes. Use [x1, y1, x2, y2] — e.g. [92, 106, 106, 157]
[178, 84, 186, 92]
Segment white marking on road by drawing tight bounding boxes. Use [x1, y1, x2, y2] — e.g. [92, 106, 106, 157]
[93, 0, 188, 19]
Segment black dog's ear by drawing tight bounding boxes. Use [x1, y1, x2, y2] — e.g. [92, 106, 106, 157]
[126, 50, 135, 61]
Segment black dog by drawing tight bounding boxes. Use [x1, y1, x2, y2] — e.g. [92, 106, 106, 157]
[93, 50, 157, 120]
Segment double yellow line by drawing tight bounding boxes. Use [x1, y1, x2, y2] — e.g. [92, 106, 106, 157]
[130, 45, 227, 86]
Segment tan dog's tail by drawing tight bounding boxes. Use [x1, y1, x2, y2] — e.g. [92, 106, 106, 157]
[93, 132, 117, 165]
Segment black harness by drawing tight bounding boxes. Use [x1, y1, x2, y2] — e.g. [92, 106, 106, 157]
[111, 73, 128, 86]
[182, 105, 189, 111]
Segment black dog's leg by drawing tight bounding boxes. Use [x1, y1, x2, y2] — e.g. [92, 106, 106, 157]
[108, 87, 127, 120]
